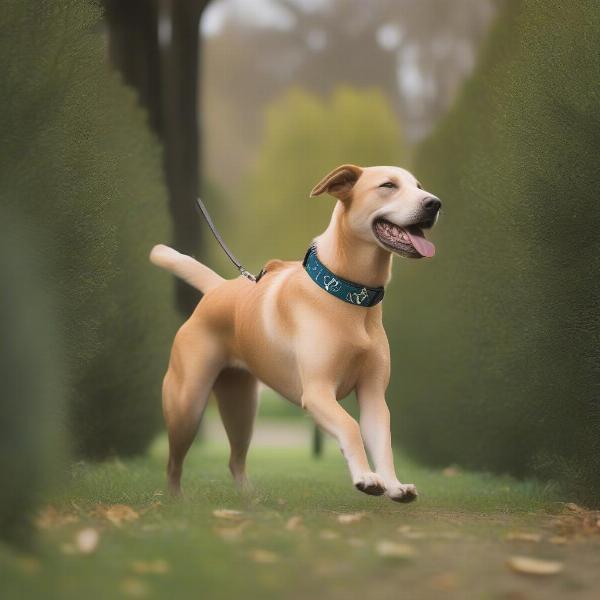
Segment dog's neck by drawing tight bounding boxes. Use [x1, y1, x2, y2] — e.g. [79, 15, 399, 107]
[315, 202, 392, 289]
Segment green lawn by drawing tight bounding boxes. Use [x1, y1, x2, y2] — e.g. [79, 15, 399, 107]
[2, 426, 599, 600]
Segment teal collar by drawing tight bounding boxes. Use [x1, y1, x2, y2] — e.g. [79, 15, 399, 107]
[302, 245, 384, 307]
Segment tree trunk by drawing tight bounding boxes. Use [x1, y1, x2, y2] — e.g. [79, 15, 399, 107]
[160, 0, 209, 316]
[103, 0, 163, 135]
[104, 0, 211, 317]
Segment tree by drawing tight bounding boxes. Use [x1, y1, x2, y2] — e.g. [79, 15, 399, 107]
[201, 0, 501, 194]
[103, 0, 211, 316]
[217, 86, 407, 275]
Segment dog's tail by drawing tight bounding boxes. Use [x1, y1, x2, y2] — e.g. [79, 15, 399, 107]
[149, 244, 224, 294]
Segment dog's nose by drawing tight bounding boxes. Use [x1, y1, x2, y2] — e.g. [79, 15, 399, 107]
[423, 197, 442, 214]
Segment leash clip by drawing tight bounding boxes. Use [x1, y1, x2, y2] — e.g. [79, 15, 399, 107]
[239, 268, 257, 282]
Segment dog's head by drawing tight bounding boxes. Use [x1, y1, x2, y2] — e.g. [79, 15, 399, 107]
[310, 164, 441, 259]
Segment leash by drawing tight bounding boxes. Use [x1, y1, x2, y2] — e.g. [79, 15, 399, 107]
[195, 197, 260, 282]
[195, 198, 384, 305]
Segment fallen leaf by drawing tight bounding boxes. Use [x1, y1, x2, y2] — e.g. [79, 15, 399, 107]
[76, 528, 100, 554]
[337, 512, 365, 525]
[319, 529, 340, 540]
[554, 504, 600, 538]
[285, 516, 303, 531]
[131, 560, 170, 575]
[376, 541, 416, 559]
[36, 506, 79, 529]
[506, 556, 564, 576]
[249, 549, 279, 564]
[214, 521, 251, 541]
[506, 532, 542, 543]
[212, 509, 243, 521]
[100, 504, 140, 527]
[442, 466, 460, 477]
[120, 577, 149, 597]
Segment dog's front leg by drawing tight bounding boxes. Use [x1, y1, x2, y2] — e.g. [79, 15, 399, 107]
[356, 383, 418, 503]
[302, 383, 385, 496]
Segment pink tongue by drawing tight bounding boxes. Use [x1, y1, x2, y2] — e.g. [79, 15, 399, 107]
[406, 226, 436, 258]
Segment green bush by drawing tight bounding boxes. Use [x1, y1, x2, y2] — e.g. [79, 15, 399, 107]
[215, 87, 406, 273]
[0, 0, 177, 458]
[388, 0, 600, 502]
[0, 213, 65, 545]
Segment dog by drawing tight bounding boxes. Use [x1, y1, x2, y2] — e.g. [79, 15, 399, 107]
[150, 164, 441, 502]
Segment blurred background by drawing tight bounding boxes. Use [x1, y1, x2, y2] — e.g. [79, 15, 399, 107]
[1, 0, 599, 550]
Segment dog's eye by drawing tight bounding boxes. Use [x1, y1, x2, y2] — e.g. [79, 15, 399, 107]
[379, 181, 396, 189]
[416, 182, 423, 190]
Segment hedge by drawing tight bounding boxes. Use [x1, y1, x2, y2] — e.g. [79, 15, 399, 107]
[0, 0, 177, 460]
[386, 0, 600, 503]
[0, 213, 66, 545]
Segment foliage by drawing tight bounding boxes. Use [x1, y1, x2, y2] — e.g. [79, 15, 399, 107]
[202, 0, 499, 193]
[388, 0, 600, 503]
[0, 212, 65, 545]
[213, 87, 406, 273]
[0, 0, 177, 458]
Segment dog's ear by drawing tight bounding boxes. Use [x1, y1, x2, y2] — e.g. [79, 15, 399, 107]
[309, 164, 363, 200]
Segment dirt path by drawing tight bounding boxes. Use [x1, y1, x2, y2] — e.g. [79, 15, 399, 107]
[203, 414, 313, 448]
[2, 432, 599, 600]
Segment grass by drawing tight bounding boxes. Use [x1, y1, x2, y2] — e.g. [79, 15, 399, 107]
[1, 423, 599, 600]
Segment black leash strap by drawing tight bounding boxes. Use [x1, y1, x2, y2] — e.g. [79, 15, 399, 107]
[195, 197, 258, 282]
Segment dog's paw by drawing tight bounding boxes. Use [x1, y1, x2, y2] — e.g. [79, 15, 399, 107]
[387, 482, 418, 503]
[354, 472, 386, 496]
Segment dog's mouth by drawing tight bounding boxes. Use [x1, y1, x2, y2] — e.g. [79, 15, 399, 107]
[372, 218, 436, 259]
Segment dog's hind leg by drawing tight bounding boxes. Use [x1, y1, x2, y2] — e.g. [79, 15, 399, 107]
[213, 367, 258, 488]
[162, 323, 226, 496]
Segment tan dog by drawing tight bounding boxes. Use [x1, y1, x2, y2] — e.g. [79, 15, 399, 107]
[150, 164, 441, 502]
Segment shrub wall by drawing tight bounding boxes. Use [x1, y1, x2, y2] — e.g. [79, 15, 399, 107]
[386, 0, 600, 503]
[0, 0, 177, 459]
